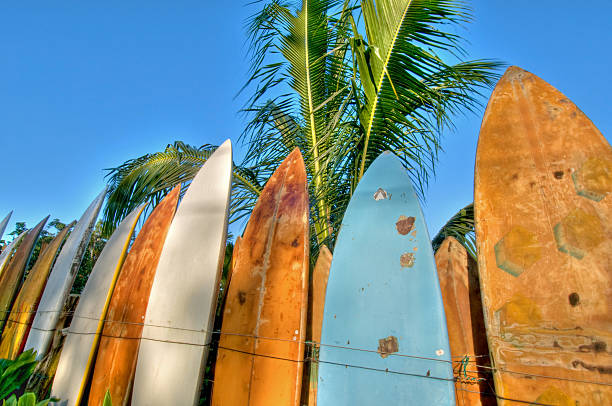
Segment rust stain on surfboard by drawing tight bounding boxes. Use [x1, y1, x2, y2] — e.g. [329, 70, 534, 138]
[0, 217, 48, 333]
[0, 223, 73, 359]
[474, 66, 612, 404]
[212, 148, 309, 406]
[88, 186, 180, 406]
[435, 237, 495, 406]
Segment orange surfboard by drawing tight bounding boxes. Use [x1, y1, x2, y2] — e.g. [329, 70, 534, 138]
[475, 66, 612, 404]
[0, 217, 48, 333]
[306, 245, 332, 406]
[434, 237, 495, 406]
[0, 222, 73, 359]
[88, 186, 180, 406]
[212, 148, 309, 406]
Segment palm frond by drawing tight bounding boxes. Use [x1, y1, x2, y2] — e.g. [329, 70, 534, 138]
[102, 142, 262, 237]
[352, 0, 502, 193]
[431, 202, 476, 260]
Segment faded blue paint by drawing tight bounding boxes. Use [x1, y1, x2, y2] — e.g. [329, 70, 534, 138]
[317, 152, 455, 405]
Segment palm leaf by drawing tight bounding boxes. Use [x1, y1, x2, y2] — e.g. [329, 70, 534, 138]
[352, 0, 502, 192]
[431, 202, 476, 260]
[102, 142, 262, 237]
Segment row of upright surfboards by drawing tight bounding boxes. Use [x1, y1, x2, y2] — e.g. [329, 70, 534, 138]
[0, 66, 609, 406]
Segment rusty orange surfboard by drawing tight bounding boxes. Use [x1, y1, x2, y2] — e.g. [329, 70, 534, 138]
[212, 148, 309, 406]
[88, 186, 180, 406]
[306, 244, 332, 406]
[435, 237, 495, 406]
[475, 66, 612, 404]
[0, 222, 73, 359]
[0, 216, 48, 333]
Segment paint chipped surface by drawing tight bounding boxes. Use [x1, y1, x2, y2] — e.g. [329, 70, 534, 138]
[373, 188, 389, 201]
[494, 226, 542, 277]
[572, 157, 612, 201]
[395, 215, 415, 235]
[400, 253, 415, 268]
[554, 207, 604, 259]
[475, 66, 612, 404]
[377, 336, 399, 358]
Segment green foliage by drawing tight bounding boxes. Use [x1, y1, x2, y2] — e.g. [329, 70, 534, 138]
[0, 350, 37, 401]
[100, 0, 501, 257]
[103, 390, 112, 406]
[431, 203, 476, 260]
[72, 220, 107, 294]
[2, 392, 51, 406]
[102, 142, 263, 238]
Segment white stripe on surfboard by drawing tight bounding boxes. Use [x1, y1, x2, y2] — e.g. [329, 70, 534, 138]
[132, 139, 232, 406]
[51, 203, 146, 406]
[25, 188, 106, 360]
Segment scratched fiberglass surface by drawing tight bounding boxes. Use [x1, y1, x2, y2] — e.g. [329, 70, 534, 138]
[317, 152, 455, 405]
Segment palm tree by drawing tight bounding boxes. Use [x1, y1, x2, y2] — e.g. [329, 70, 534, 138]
[102, 0, 500, 258]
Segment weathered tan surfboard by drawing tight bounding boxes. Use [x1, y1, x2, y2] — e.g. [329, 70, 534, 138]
[306, 245, 332, 406]
[26, 189, 106, 360]
[0, 223, 73, 359]
[0, 231, 26, 279]
[51, 204, 146, 406]
[434, 237, 494, 406]
[88, 187, 179, 406]
[0, 217, 48, 333]
[132, 140, 232, 406]
[212, 148, 309, 406]
[475, 66, 612, 404]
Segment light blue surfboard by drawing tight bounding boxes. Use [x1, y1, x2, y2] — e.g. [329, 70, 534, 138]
[317, 151, 455, 405]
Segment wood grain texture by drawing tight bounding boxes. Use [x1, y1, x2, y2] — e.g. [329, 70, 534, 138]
[212, 148, 309, 406]
[0, 223, 73, 359]
[0, 217, 48, 333]
[475, 66, 612, 404]
[306, 245, 332, 406]
[435, 237, 495, 406]
[88, 187, 179, 406]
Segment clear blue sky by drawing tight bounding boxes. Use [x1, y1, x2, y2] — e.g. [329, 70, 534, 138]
[1, 1, 610, 241]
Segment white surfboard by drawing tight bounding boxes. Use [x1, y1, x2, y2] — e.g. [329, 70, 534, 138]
[51, 204, 146, 406]
[25, 188, 106, 360]
[0, 211, 12, 241]
[132, 140, 232, 406]
[0, 231, 25, 277]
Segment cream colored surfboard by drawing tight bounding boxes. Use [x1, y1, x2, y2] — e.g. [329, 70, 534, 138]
[25, 188, 106, 360]
[132, 139, 232, 406]
[0, 211, 12, 242]
[50, 204, 146, 406]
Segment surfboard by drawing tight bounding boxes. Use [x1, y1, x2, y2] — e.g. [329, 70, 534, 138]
[316, 151, 455, 405]
[211, 147, 308, 406]
[435, 236, 495, 406]
[51, 204, 146, 406]
[0, 211, 12, 242]
[306, 244, 332, 406]
[88, 188, 179, 406]
[132, 139, 232, 406]
[0, 222, 73, 359]
[0, 231, 26, 279]
[26, 189, 106, 360]
[0, 216, 48, 333]
[474, 66, 612, 404]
